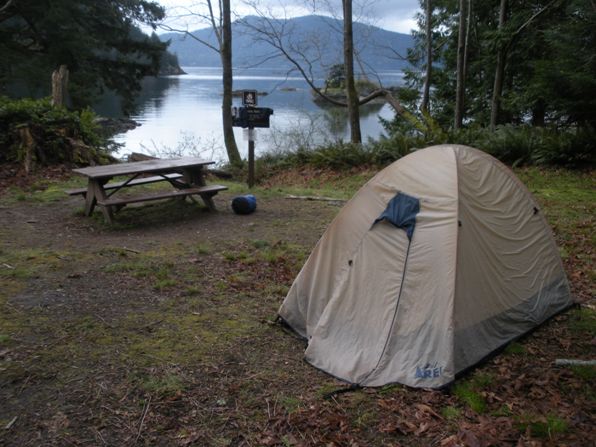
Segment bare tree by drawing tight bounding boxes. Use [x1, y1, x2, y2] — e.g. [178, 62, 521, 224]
[160, 1, 241, 165]
[421, 0, 433, 113]
[240, 1, 414, 143]
[0, 0, 14, 21]
[454, 0, 467, 128]
[342, 0, 361, 143]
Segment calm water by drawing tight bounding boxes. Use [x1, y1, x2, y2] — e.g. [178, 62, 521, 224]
[103, 67, 404, 163]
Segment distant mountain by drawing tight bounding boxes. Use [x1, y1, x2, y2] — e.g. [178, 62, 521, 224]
[160, 15, 413, 72]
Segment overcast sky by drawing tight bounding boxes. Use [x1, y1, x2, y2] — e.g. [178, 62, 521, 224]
[155, 0, 421, 34]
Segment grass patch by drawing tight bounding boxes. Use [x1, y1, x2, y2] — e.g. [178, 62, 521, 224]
[492, 404, 513, 417]
[0, 177, 86, 205]
[195, 243, 211, 255]
[154, 278, 178, 290]
[452, 373, 494, 414]
[315, 383, 341, 399]
[140, 373, 185, 396]
[280, 395, 302, 414]
[453, 382, 487, 414]
[516, 413, 569, 439]
[0, 248, 78, 280]
[250, 239, 270, 249]
[504, 341, 526, 355]
[568, 307, 596, 335]
[570, 365, 596, 381]
[441, 406, 462, 420]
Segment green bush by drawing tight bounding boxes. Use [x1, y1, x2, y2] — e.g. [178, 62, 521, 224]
[461, 125, 596, 168]
[0, 96, 112, 166]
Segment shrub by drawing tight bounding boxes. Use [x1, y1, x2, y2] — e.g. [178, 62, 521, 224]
[0, 96, 113, 167]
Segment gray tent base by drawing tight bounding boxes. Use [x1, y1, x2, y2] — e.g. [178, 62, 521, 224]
[278, 301, 575, 391]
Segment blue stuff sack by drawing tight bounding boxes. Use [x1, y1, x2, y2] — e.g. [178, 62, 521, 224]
[232, 194, 257, 215]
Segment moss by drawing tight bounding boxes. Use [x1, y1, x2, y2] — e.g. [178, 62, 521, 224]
[441, 406, 462, 420]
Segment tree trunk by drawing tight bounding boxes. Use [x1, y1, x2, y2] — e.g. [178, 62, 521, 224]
[342, 0, 362, 144]
[51, 65, 69, 107]
[490, 0, 508, 130]
[454, 0, 467, 128]
[421, 0, 433, 113]
[221, 0, 241, 166]
[463, 0, 472, 85]
[531, 100, 546, 127]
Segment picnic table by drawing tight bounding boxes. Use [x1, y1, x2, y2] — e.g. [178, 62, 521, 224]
[69, 157, 227, 223]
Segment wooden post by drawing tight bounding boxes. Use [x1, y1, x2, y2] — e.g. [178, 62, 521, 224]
[248, 128, 255, 188]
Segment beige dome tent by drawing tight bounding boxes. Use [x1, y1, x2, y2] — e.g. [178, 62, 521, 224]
[279, 144, 572, 388]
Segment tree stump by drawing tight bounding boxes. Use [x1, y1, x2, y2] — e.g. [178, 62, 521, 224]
[17, 124, 35, 174]
[51, 65, 69, 107]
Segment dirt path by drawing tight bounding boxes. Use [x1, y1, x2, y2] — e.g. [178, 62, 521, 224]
[0, 181, 594, 446]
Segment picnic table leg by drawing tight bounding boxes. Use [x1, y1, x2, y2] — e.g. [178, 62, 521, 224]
[182, 167, 216, 210]
[91, 179, 114, 224]
[84, 181, 97, 216]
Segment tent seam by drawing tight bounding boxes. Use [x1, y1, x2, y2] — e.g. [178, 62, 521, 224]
[452, 145, 460, 381]
[358, 237, 413, 385]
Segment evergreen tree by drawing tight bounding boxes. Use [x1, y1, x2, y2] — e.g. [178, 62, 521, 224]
[402, 0, 595, 130]
[0, 0, 166, 112]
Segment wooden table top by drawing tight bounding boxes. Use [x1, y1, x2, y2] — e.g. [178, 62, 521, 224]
[73, 157, 215, 179]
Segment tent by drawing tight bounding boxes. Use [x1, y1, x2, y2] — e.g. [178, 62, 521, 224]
[278, 144, 572, 388]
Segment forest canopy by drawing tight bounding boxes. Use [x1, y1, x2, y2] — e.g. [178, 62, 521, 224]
[403, 0, 596, 130]
[0, 0, 168, 111]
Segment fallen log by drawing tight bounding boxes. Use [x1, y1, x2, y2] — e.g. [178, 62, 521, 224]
[286, 194, 346, 204]
[554, 359, 596, 366]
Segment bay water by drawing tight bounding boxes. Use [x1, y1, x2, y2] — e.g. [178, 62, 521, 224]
[100, 66, 404, 164]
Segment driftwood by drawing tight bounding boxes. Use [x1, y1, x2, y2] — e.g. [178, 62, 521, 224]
[4, 416, 17, 430]
[554, 359, 596, 366]
[207, 169, 233, 179]
[286, 194, 346, 204]
[128, 152, 158, 162]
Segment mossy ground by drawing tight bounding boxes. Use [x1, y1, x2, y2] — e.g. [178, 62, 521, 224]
[0, 166, 594, 445]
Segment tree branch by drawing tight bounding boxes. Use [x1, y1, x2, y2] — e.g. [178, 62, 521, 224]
[158, 24, 221, 54]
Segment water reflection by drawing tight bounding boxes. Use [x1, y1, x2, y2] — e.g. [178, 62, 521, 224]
[103, 67, 401, 162]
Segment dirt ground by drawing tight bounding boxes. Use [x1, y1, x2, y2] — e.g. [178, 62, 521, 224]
[0, 170, 594, 446]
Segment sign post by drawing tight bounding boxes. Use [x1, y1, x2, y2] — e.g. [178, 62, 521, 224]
[243, 90, 257, 188]
[232, 90, 273, 188]
[248, 131, 255, 188]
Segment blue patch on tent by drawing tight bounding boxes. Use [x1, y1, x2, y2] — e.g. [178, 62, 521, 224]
[373, 192, 420, 240]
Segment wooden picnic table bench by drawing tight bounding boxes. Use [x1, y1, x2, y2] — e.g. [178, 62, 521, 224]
[65, 173, 184, 197]
[70, 157, 227, 223]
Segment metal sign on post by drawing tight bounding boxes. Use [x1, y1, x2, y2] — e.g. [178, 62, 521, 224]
[242, 90, 258, 107]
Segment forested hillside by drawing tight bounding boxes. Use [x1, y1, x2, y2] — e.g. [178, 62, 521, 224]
[161, 14, 414, 71]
